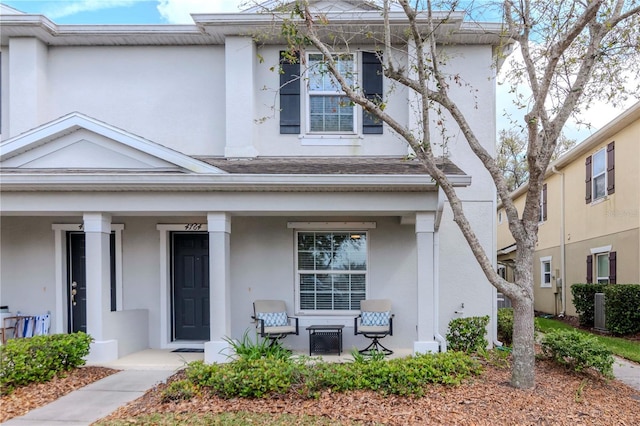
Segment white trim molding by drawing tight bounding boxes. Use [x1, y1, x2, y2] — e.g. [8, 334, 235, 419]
[287, 221, 376, 230]
[590, 245, 612, 254]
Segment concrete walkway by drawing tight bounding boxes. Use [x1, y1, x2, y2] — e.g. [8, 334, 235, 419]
[1, 369, 174, 426]
[613, 356, 640, 392]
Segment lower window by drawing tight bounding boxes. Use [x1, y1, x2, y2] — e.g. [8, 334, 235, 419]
[595, 253, 609, 284]
[296, 231, 367, 313]
[540, 256, 552, 288]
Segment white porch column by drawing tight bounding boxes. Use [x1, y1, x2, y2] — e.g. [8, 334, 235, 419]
[204, 213, 232, 363]
[83, 213, 118, 362]
[224, 36, 258, 157]
[414, 212, 440, 354]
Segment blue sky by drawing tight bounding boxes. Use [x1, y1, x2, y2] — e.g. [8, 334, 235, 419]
[1, 0, 634, 141]
[1, 0, 247, 24]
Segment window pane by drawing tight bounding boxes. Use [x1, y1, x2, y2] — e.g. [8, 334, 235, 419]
[593, 150, 605, 175]
[597, 253, 609, 278]
[594, 175, 606, 199]
[298, 233, 315, 251]
[298, 252, 315, 270]
[309, 95, 354, 132]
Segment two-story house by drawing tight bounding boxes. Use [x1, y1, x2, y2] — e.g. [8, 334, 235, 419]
[0, 1, 505, 363]
[497, 102, 640, 317]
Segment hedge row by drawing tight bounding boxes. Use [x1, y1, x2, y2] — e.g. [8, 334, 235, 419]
[571, 284, 640, 335]
[0, 332, 93, 394]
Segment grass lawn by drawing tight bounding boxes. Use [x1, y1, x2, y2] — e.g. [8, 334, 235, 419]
[536, 317, 640, 363]
[98, 412, 359, 425]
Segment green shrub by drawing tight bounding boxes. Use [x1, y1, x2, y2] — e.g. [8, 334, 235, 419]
[541, 329, 614, 378]
[446, 315, 490, 354]
[571, 284, 607, 326]
[497, 308, 514, 345]
[604, 284, 640, 335]
[184, 350, 482, 399]
[161, 379, 199, 402]
[0, 332, 93, 394]
[224, 330, 292, 361]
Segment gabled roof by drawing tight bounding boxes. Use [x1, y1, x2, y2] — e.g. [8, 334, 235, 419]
[0, 112, 225, 174]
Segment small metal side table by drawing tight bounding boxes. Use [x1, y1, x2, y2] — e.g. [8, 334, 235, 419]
[306, 325, 344, 355]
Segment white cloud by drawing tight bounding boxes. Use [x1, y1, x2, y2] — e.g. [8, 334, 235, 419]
[41, 0, 139, 19]
[157, 0, 246, 24]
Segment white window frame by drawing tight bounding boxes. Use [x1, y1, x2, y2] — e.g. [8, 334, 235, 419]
[293, 226, 371, 315]
[540, 256, 552, 288]
[305, 52, 358, 135]
[592, 148, 607, 201]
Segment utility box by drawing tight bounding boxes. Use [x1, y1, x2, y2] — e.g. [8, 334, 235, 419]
[594, 293, 607, 332]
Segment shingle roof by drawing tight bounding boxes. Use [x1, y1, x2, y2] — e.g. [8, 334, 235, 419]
[196, 156, 466, 176]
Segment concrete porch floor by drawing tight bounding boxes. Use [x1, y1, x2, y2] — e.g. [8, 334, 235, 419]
[89, 348, 415, 371]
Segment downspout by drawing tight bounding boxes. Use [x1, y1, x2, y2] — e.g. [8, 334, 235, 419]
[434, 189, 447, 351]
[552, 166, 567, 316]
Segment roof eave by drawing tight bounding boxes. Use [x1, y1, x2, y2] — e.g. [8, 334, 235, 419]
[0, 173, 471, 192]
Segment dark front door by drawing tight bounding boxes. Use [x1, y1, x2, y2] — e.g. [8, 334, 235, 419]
[67, 232, 116, 333]
[172, 233, 210, 341]
[68, 232, 87, 333]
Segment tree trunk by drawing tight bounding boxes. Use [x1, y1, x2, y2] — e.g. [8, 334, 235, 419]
[510, 245, 536, 388]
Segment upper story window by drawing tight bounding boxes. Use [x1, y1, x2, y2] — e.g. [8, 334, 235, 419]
[538, 183, 547, 223]
[279, 51, 383, 137]
[307, 53, 355, 133]
[585, 141, 615, 203]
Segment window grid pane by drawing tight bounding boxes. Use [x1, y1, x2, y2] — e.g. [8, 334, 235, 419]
[592, 150, 606, 200]
[298, 231, 367, 311]
[596, 253, 609, 283]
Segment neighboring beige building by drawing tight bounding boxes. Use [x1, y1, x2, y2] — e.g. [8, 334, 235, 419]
[497, 102, 640, 317]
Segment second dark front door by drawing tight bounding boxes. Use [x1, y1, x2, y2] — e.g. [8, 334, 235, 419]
[172, 233, 210, 341]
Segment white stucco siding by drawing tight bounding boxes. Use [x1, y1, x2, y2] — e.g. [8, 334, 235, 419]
[437, 201, 496, 339]
[429, 45, 497, 202]
[46, 46, 225, 156]
[0, 217, 57, 320]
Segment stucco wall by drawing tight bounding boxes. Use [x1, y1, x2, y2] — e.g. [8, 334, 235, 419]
[45, 45, 226, 155]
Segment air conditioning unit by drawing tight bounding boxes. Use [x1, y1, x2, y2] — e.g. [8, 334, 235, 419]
[594, 293, 607, 332]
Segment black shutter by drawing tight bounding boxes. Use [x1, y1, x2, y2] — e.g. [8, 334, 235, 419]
[362, 52, 383, 134]
[609, 251, 617, 284]
[542, 183, 547, 221]
[279, 51, 300, 134]
[586, 255, 593, 284]
[585, 156, 592, 204]
[607, 141, 615, 195]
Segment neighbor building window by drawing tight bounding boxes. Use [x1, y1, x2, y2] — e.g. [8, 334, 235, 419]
[585, 142, 615, 203]
[538, 184, 547, 223]
[592, 149, 606, 200]
[595, 253, 609, 284]
[540, 256, 552, 288]
[296, 231, 367, 312]
[307, 53, 355, 133]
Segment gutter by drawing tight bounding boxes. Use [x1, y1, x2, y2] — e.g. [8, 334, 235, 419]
[551, 166, 567, 316]
[0, 173, 472, 192]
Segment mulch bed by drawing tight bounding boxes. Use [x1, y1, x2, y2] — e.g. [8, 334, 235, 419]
[100, 358, 640, 425]
[0, 366, 118, 423]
